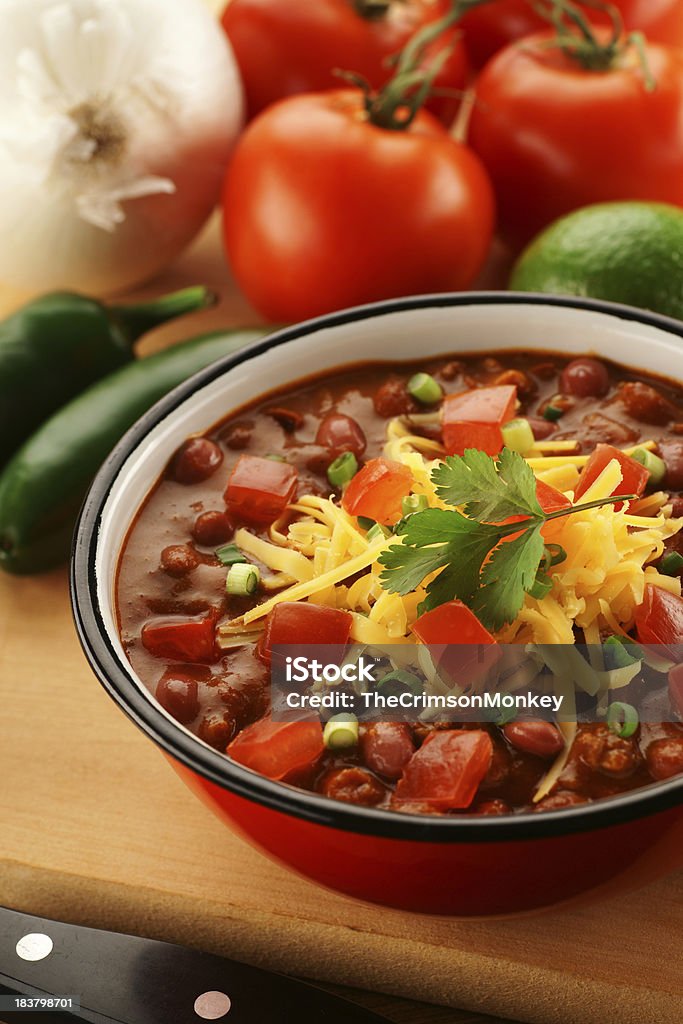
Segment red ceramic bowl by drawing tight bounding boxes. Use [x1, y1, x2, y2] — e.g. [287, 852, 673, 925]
[71, 293, 683, 916]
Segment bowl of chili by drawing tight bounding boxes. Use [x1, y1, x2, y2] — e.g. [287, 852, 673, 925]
[72, 293, 683, 916]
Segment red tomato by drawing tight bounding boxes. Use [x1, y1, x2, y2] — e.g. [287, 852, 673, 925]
[412, 600, 495, 645]
[393, 729, 493, 810]
[342, 457, 413, 525]
[469, 33, 683, 247]
[222, 0, 468, 124]
[228, 718, 325, 783]
[462, 0, 683, 70]
[635, 585, 683, 657]
[222, 90, 495, 323]
[225, 455, 297, 525]
[412, 601, 499, 685]
[442, 385, 517, 456]
[574, 444, 648, 507]
[141, 614, 216, 663]
[260, 602, 352, 662]
[535, 479, 572, 516]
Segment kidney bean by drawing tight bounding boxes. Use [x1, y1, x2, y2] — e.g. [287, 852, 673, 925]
[267, 407, 304, 432]
[617, 382, 679, 425]
[503, 720, 564, 759]
[360, 723, 415, 781]
[534, 790, 587, 812]
[156, 669, 200, 725]
[315, 412, 367, 460]
[373, 377, 418, 417]
[320, 767, 386, 806]
[198, 710, 238, 750]
[192, 510, 234, 547]
[223, 424, 252, 450]
[160, 544, 199, 577]
[646, 736, 683, 780]
[172, 438, 223, 484]
[573, 725, 639, 778]
[659, 440, 683, 490]
[471, 799, 511, 815]
[560, 358, 610, 398]
[527, 416, 556, 441]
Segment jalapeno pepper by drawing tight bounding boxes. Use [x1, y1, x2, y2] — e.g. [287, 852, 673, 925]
[0, 286, 215, 469]
[0, 327, 269, 574]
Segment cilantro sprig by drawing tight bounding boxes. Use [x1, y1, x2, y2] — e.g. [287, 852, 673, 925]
[378, 448, 635, 633]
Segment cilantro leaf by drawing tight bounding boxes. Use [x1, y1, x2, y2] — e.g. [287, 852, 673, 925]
[472, 525, 546, 632]
[432, 447, 543, 523]
[379, 509, 501, 607]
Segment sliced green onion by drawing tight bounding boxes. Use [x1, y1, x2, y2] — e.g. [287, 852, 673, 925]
[546, 543, 567, 567]
[529, 573, 553, 600]
[501, 417, 535, 455]
[543, 404, 564, 422]
[376, 669, 423, 698]
[323, 713, 359, 750]
[407, 372, 443, 405]
[402, 494, 429, 517]
[604, 635, 643, 669]
[660, 550, 683, 576]
[357, 516, 376, 530]
[265, 453, 286, 462]
[367, 522, 391, 542]
[607, 701, 639, 738]
[215, 543, 245, 566]
[226, 562, 260, 596]
[631, 447, 666, 486]
[327, 451, 358, 489]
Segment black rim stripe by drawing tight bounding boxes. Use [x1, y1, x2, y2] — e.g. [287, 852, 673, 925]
[71, 292, 683, 843]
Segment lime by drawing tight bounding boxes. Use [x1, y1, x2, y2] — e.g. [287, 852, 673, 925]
[510, 201, 683, 320]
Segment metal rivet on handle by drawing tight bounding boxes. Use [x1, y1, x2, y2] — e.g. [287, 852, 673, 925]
[194, 991, 232, 1019]
[16, 934, 54, 962]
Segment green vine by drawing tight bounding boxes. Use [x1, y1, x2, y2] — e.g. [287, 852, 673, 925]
[533, 0, 656, 89]
[343, 0, 491, 131]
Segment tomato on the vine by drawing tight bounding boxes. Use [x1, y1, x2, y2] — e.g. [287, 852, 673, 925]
[468, 31, 683, 247]
[461, 0, 683, 69]
[223, 89, 494, 322]
[222, 0, 468, 125]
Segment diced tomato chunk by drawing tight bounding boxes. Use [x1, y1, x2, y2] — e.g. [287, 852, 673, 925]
[574, 444, 648, 507]
[412, 600, 495, 645]
[412, 600, 499, 684]
[442, 385, 517, 456]
[635, 584, 683, 659]
[260, 602, 352, 663]
[141, 613, 216, 662]
[342, 457, 413, 525]
[393, 730, 493, 810]
[227, 717, 324, 784]
[225, 455, 297, 524]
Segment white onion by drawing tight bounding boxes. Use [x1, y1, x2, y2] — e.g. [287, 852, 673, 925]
[0, 0, 243, 295]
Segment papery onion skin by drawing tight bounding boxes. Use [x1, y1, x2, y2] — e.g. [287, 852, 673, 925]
[0, 0, 244, 296]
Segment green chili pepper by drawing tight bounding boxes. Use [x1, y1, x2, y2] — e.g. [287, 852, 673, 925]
[0, 326, 269, 575]
[0, 286, 215, 470]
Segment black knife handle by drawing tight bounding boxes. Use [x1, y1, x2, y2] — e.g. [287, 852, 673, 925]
[0, 907, 389, 1024]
